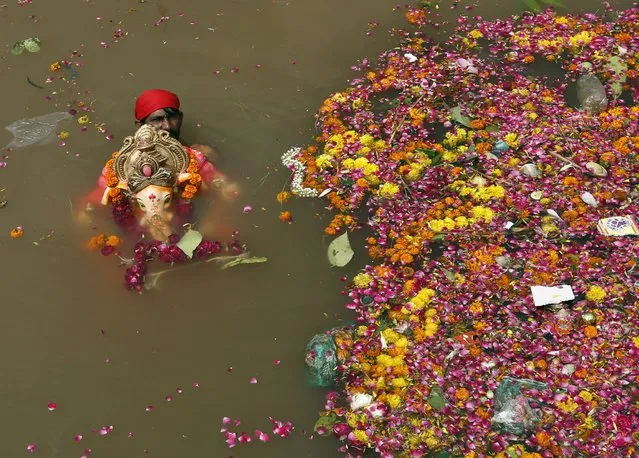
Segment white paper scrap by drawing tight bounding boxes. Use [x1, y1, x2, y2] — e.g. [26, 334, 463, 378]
[530, 285, 575, 307]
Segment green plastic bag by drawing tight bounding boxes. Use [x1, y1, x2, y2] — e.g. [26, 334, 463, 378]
[305, 327, 352, 387]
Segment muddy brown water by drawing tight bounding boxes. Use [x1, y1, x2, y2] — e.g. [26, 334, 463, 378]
[0, 0, 635, 457]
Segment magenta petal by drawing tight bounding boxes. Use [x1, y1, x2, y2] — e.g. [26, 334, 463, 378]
[47, 402, 57, 411]
[26, 443, 36, 453]
[249, 377, 258, 384]
[74, 434, 83, 442]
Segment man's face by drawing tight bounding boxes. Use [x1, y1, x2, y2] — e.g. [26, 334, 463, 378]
[139, 108, 183, 139]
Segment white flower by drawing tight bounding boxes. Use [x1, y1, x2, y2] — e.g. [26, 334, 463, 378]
[281, 146, 319, 198]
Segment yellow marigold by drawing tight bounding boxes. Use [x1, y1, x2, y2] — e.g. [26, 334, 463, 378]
[556, 398, 578, 413]
[353, 429, 369, 444]
[633, 336, 639, 348]
[468, 29, 484, 39]
[379, 182, 400, 198]
[386, 394, 401, 408]
[585, 285, 606, 303]
[428, 219, 445, 232]
[353, 273, 372, 287]
[391, 377, 408, 388]
[470, 206, 495, 222]
[578, 390, 593, 402]
[315, 154, 333, 169]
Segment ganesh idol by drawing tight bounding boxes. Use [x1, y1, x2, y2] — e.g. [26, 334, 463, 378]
[78, 125, 222, 241]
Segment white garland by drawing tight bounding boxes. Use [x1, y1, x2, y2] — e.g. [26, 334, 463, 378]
[281, 146, 319, 198]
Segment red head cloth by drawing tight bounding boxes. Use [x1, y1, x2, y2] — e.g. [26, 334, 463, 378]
[134, 89, 180, 121]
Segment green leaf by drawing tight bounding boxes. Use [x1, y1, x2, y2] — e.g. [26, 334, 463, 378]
[428, 385, 447, 410]
[450, 106, 473, 127]
[220, 256, 268, 270]
[314, 412, 338, 433]
[541, 0, 567, 8]
[11, 41, 25, 56]
[176, 229, 203, 259]
[327, 232, 354, 267]
[432, 233, 446, 242]
[23, 37, 41, 53]
[485, 124, 500, 132]
[609, 55, 628, 98]
[522, 0, 542, 11]
[442, 269, 455, 282]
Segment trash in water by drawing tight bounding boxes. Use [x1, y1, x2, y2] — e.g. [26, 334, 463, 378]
[597, 215, 639, 236]
[4, 112, 72, 149]
[11, 37, 41, 55]
[576, 74, 608, 114]
[491, 376, 547, 435]
[305, 326, 352, 387]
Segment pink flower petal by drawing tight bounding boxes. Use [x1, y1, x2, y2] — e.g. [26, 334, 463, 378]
[192, 381, 200, 389]
[243, 205, 253, 214]
[273, 359, 281, 365]
[165, 395, 173, 402]
[222, 416, 231, 425]
[74, 434, 83, 442]
[224, 431, 237, 448]
[249, 377, 258, 384]
[26, 443, 37, 453]
[238, 432, 252, 443]
[47, 402, 57, 411]
[145, 405, 153, 412]
[255, 430, 270, 442]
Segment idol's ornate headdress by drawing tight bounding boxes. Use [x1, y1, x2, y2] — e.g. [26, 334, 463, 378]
[101, 125, 201, 205]
[114, 125, 189, 193]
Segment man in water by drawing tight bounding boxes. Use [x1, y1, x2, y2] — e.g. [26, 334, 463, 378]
[133, 88, 217, 162]
[77, 89, 237, 233]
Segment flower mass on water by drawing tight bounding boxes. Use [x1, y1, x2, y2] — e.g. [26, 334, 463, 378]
[283, 4, 639, 457]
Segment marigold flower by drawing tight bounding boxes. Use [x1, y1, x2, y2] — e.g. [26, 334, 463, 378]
[106, 235, 120, 247]
[536, 431, 552, 447]
[10, 227, 24, 238]
[585, 285, 606, 302]
[276, 191, 291, 204]
[455, 387, 470, 401]
[584, 325, 598, 338]
[279, 211, 292, 222]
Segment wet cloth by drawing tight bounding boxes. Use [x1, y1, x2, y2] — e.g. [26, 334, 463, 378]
[134, 89, 180, 121]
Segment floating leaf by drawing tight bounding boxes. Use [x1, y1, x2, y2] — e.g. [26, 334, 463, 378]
[432, 233, 446, 242]
[522, 0, 541, 11]
[485, 124, 500, 132]
[220, 256, 268, 270]
[428, 385, 446, 410]
[327, 232, 354, 267]
[11, 41, 25, 55]
[176, 229, 203, 259]
[450, 106, 473, 127]
[540, 0, 567, 8]
[442, 269, 455, 282]
[609, 55, 628, 98]
[313, 412, 338, 433]
[23, 37, 41, 53]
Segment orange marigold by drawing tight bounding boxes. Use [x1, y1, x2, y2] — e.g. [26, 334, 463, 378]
[455, 387, 470, 401]
[10, 227, 24, 239]
[106, 235, 121, 247]
[536, 430, 552, 447]
[279, 211, 293, 222]
[584, 325, 598, 338]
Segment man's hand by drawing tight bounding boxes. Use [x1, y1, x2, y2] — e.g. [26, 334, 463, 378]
[191, 143, 219, 163]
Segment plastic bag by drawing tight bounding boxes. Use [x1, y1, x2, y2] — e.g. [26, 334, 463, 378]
[305, 327, 352, 387]
[576, 74, 608, 114]
[4, 111, 71, 149]
[491, 376, 547, 435]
